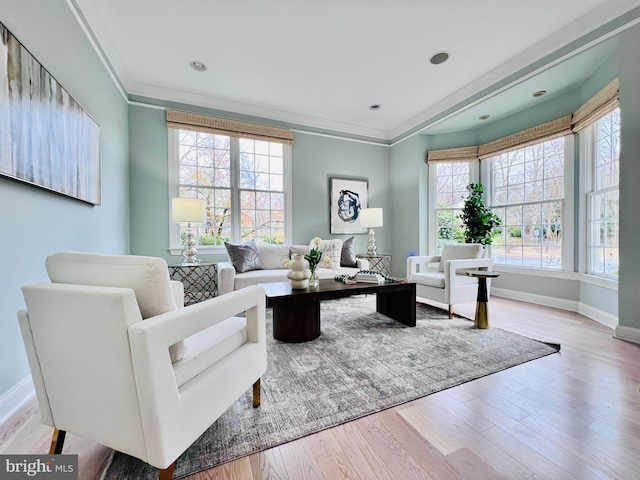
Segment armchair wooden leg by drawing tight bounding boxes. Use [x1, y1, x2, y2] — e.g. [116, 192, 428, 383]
[159, 462, 176, 480]
[253, 378, 261, 408]
[449, 305, 454, 319]
[49, 428, 66, 455]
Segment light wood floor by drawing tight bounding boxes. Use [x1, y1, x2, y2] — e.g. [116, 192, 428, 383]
[2, 296, 639, 480]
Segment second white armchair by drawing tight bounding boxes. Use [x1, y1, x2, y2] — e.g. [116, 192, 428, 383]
[407, 243, 492, 318]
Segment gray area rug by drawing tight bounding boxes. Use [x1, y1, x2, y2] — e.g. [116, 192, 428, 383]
[103, 295, 560, 479]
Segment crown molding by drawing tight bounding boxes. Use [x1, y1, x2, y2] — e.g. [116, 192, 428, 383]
[69, 0, 640, 143]
[128, 81, 391, 140]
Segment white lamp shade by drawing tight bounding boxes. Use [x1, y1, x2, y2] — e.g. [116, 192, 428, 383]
[171, 197, 207, 223]
[360, 208, 383, 228]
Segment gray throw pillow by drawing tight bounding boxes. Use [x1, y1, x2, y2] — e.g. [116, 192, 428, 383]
[341, 236, 357, 267]
[225, 240, 263, 273]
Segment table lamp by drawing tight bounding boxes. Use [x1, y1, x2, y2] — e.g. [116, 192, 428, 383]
[172, 197, 207, 264]
[359, 208, 383, 256]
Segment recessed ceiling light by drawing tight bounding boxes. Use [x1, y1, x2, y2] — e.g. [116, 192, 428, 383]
[189, 60, 207, 72]
[369, 104, 382, 111]
[532, 90, 546, 97]
[429, 51, 450, 65]
[479, 115, 490, 120]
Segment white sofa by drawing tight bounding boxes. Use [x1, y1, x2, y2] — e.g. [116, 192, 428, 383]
[218, 244, 369, 295]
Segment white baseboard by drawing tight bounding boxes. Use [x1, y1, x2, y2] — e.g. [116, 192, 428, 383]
[0, 376, 35, 428]
[491, 287, 619, 329]
[491, 288, 579, 312]
[614, 325, 640, 345]
[578, 303, 618, 329]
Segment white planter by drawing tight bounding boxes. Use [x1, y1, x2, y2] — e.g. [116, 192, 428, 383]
[287, 254, 311, 289]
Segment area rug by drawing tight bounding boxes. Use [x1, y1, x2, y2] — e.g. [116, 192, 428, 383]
[103, 296, 560, 479]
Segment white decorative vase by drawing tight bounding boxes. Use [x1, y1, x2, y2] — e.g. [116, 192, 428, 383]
[287, 254, 311, 289]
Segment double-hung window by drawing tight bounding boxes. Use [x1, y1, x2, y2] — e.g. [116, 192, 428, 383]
[585, 108, 620, 278]
[167, 112, 293, 252]
[489, 137, 568, 269]
[431, 161, 477, 253]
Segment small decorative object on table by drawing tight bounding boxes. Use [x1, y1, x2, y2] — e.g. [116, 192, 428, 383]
[335, 269, 407, 285]
[286, 254, 311, 289]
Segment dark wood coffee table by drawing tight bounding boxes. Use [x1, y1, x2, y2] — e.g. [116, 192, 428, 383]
[260, 279, 416, 343]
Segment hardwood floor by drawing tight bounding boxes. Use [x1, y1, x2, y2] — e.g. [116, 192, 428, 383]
[2, 296, 639, 480]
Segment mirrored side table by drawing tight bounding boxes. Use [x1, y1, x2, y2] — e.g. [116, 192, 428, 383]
[168, 263, 218, 306]
[356, 254, 392, 276]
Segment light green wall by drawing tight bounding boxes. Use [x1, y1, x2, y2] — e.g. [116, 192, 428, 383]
[0, 0, 130, 397]
[128, 106, 390, 267]
[617, 23, 640, 330]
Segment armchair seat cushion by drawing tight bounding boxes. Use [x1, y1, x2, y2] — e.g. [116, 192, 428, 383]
[172, 316, 247, 388]
[411, 269, 478, 289]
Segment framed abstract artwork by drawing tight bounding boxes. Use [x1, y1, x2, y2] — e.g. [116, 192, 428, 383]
[330, 177, 368, 234]
[0, 21, 101, 205]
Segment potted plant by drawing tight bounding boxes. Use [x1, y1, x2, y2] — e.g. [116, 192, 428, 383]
[459, 183, 501, 244]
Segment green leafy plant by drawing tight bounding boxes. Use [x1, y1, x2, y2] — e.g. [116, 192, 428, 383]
[459, 183, 502, 245]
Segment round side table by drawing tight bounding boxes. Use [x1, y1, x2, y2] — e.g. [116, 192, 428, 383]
[465, 270, 501, 329]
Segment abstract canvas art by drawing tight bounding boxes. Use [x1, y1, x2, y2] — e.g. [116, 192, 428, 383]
[0, 21, 101, 205]
[330, 177, 368, 234]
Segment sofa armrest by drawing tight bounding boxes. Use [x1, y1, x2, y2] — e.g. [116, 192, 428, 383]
[407, 255, 441, 275]
[356, 258, 369, 270]
[217, 261, 236, 295]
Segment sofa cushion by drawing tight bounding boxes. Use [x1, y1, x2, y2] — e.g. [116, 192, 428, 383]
[289, 245, 310, 258]
[438, 243, 484, 272]
[257, 244, 291, 270]
[225, 240, 263, 273]
[45, 252, 186, 363]
[340, 236, 357, 267]
[173, 316, 247, 388]
[310, 238, 343, 270]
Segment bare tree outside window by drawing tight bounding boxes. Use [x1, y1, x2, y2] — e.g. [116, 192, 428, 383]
[435, 162, 470, 253]
[490, 137, 566, 269]
[176, 130, 287, 246]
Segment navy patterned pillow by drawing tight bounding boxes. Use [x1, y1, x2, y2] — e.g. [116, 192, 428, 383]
[225, 240, 263, 273]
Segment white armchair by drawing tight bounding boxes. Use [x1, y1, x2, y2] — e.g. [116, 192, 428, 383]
[407, 244, 492, 318]
[17, 252, 267, 480]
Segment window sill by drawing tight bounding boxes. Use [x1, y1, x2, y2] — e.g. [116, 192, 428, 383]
[493, 265, 618, 290]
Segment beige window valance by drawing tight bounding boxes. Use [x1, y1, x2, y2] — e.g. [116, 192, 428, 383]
[427, 146, 479, 163]
[571, 78, 619, 133]
[166, 110, 294, 145]
[478, 115, 572, 159]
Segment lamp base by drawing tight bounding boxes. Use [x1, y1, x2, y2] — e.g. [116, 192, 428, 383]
[367, 228, 377, 256]
[181, 224, 200, 265]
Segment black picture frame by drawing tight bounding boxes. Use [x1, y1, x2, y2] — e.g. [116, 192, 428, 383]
[329, 177, 368, 234]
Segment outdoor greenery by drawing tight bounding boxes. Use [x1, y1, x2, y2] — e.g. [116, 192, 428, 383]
[459, 183, 502, 245]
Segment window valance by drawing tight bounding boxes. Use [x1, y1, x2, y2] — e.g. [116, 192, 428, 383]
[427, 146, 479, 163]
[166, 110, 294, 145]
[571, 78, 619, 133]
[478, 115, 572, 159]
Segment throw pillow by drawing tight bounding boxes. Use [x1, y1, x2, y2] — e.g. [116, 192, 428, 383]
[340, 236, 357, 267]
[309, 238, 343, 270]
[438, 243, 484, 272]
[225, 240, 263, 273]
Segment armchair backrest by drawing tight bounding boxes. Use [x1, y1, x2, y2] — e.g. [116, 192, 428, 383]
[438, 243, 484, 272]
[46, 252, 186, 362]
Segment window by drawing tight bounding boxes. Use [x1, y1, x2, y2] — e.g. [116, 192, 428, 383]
[489, 137, 567, 269]
[170, 129, 291, 249]
[586, 108, 620, 278]
[432, 162, 475, 253]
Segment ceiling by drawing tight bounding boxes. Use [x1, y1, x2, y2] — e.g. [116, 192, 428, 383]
[72, 0, 640, 141]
